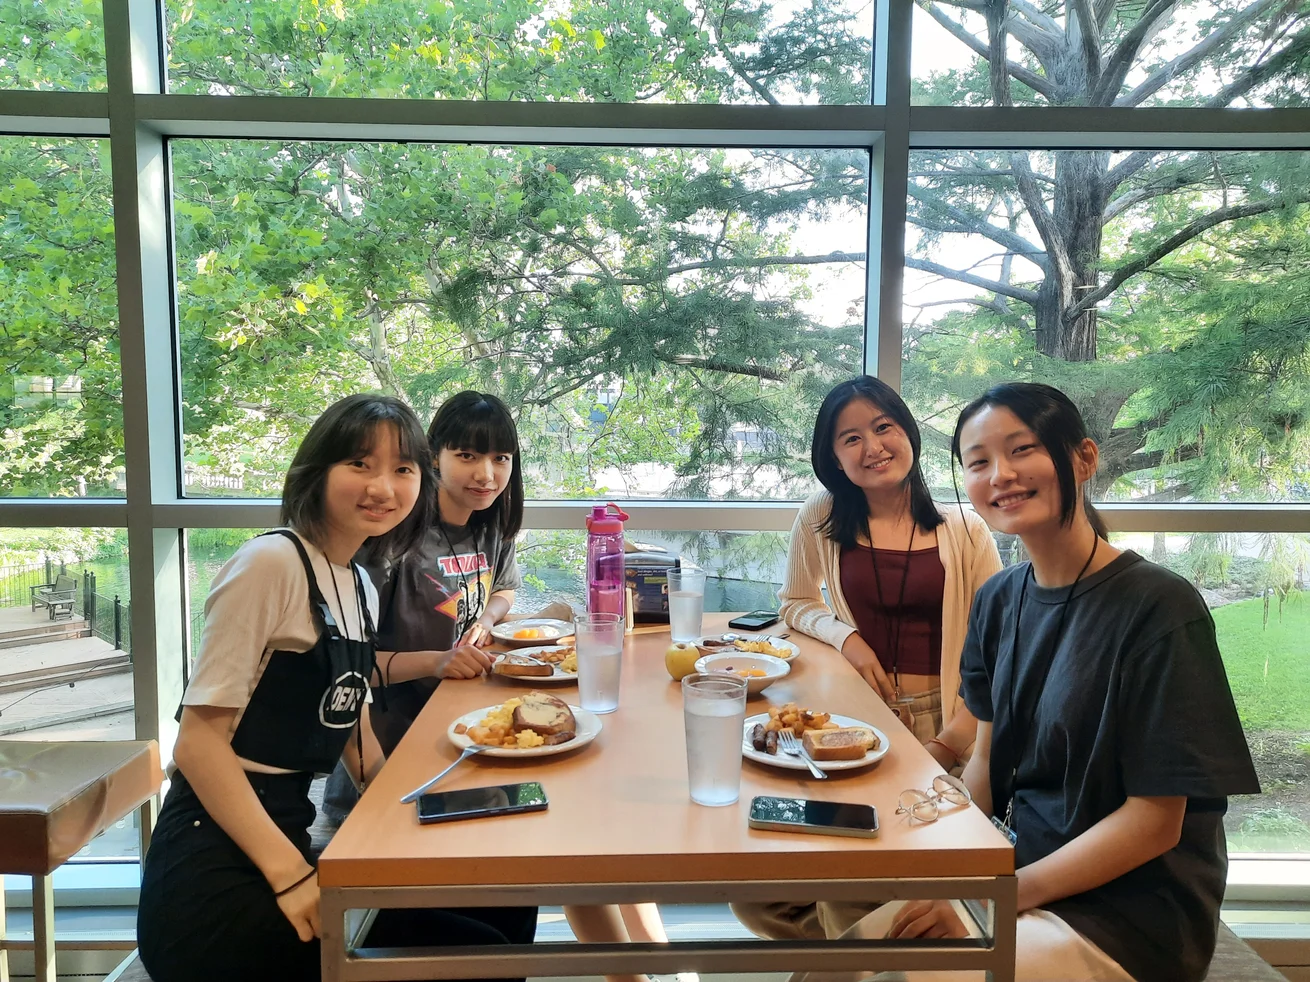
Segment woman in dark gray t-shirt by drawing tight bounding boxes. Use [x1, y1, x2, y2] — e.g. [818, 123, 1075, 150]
[864, 383, 1259, 982]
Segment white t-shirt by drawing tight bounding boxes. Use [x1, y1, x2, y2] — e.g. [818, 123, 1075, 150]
[182, 529, 379, 774]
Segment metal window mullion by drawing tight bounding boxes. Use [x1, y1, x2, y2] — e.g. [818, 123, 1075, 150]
[104, 0, 185, 753]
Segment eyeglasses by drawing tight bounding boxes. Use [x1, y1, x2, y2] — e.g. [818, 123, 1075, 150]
[896, 774, 972, 824]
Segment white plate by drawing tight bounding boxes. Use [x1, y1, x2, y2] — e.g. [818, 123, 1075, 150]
[695, 634, 801, 662]
[741, 713, 889, 772]
[492, 647, 577, 684]
[489, 618, 575, 647]
[448, 702, 602, 758]
[694, 652, 790, 695]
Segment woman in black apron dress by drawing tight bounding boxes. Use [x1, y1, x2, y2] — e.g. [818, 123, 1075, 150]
[136, 394, 532, 982]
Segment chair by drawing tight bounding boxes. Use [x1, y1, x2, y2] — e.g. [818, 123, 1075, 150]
[0, 740, 162, 982]
[29, 575, 78, 620]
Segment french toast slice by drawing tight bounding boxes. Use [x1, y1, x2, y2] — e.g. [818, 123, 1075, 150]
[512, 691, 576, 736]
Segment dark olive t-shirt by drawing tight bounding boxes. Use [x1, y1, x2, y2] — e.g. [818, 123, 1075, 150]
[960, 550, 1260, 982]
[363, 520, 520, 755]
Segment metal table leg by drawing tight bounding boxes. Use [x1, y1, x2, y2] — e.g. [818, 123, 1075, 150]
[32, 874, 55, 982]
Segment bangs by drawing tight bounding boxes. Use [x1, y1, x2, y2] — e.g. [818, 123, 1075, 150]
[339, 404, 428, 465]
[436, 400, 519, 455]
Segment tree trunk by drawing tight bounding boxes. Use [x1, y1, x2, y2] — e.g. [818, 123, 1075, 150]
[1034, 151, 1110, 362]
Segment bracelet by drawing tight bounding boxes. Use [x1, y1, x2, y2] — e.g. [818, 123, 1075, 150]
[928, 737, 961, 762]
[274, 868, 316, 898]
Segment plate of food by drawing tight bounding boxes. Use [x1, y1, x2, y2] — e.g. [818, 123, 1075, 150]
[695, 633, 801, 662]
[741, 701, 888, 772]
[491, 645, 577, 683]
[693, 651, 789, 695]
[489, 618, 575, 647]
[448, 692, 601, 757]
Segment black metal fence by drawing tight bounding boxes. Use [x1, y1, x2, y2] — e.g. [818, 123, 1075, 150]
[0, 561, 132, 656]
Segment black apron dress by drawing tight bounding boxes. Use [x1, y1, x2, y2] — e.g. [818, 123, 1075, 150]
[136, 531, 536, 982]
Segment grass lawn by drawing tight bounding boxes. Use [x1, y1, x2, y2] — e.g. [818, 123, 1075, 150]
[1212, 592, 1310, 732]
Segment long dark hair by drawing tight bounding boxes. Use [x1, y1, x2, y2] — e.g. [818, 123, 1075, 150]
[950, 382, 1108, 539]
[428, 391, 524, 540]
[281, 394, 436, 563]
[811, 376, 943, 548]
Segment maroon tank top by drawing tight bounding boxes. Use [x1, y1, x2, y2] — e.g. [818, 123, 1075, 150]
[839, 544, 945, 677]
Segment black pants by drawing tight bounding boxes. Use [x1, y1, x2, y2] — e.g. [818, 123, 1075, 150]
[138, 770, 537, 982]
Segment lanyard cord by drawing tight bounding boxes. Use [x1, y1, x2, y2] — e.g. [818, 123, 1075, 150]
[868, 520, 916, 695]
[999, 534, 1099, 828]
[327, 556, 368, 794]
[438, 521, 485, 641]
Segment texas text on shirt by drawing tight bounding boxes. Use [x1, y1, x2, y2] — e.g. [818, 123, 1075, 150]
[181, 528, 380, 775]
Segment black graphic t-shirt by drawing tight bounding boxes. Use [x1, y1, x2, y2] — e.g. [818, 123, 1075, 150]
[364, 520, 520, 754]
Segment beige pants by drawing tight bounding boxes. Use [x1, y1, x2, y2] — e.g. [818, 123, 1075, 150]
[732, 689, 943, 942]
[789, 902, 1133, 982]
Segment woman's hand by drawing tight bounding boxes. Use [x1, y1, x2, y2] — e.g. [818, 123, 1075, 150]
[888, 900, 968, 940]
[840, 633, 897, 702]
[459, 619, 492, 648]
[274, 868, 321, 942]
[436, 644, 496, 679]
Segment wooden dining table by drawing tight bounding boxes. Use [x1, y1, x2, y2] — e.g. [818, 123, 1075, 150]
[319, 613, 1016, 981]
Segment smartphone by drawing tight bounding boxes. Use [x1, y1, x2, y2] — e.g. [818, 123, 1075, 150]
[748, 795, 879, 838]
[728, 609, 780, 630]
[417, 782, 549, 825]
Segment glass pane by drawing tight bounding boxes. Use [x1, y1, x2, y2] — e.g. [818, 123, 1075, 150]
[165, 0, 873, 104]
[174, 141, 868, 500]
[902, 148, 1310, 503]
[1, 138, 122, 497]
[0, 0, 106, 91]
[1107, 532, 1310, 855]
[0, 526, 135, 857]
[911, 1, 1309, 108]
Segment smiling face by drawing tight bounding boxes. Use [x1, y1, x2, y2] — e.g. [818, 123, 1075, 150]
[436, 446, 514, 520]
[321, 422, 422, 556]
[958, 404, 1094, 538]
[831, 397, 916, 497]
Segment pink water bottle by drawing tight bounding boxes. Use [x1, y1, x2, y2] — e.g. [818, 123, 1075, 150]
[586, 503, 629, 617]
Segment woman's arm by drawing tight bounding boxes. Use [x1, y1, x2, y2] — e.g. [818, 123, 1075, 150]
[778, 502, 858, 651]
[173, 705, 319, 939]
[928, 702, 978, 770]
[374, 645, 496, 684]
[460, 588, 515, 646]
[1017, 796, 1186, 912]
[959, 720, 993, 817]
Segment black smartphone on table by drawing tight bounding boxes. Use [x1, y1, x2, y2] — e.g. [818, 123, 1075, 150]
[417, 782, 549, 825]
[727, 609, 780, 630]
[748, 795, 879, 838]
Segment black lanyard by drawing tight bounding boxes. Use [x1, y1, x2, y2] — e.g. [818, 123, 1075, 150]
[997, 535, 1099, 836]
[868, 521, 916, 697]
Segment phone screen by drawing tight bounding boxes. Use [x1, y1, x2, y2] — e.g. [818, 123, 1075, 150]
[750, 795, 878, 833]
[417, 782, 548, 824]
[728, 610, 780, 629]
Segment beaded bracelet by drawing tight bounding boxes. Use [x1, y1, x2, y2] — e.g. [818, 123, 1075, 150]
[274, 868, 316, 898]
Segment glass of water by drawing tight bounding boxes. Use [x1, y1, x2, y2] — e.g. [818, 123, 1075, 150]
[667, 567, 706, 642]
[682, 672, 748, 806]
[574, 612, 624, 714]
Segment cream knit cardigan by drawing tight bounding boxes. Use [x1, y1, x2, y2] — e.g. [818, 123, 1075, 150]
[778, 490, 1004, 727]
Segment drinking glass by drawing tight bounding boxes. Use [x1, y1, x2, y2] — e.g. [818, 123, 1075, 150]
[682, 672, 748, 806]
[574, 612, 624, 714]
[667, 567, 706, 642]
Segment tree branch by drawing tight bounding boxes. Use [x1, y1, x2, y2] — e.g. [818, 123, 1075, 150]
[908, 182, 1049, 267]
[915, 1, 1058, 100]
[1091, 0, 1180, 106]
[1208, 25, 1310, 108]
[1069, 0, 1104, 92]
[659, 355, 788, 381]
[1009, 152, 1071, 276]
[1115, 0, 1284, 107]
[906, 256, 1040, 304]
[1074, 194, 1310, 314]
[1102, 160, 1214, 223]
[611, 251, 867, 285]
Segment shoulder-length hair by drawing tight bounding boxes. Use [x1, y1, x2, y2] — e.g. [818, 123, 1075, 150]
[949, 382, 1108, 539]
[281, 393, 436, 564]
[428, 391, 524, 540]
[811, 376, 943, 549]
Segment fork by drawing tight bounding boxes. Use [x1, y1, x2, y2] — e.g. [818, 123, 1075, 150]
[777, 729, 827, 780]
[400, 745, 487, 803]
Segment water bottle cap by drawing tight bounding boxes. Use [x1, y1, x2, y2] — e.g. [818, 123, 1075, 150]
[585, 502, 629, 533]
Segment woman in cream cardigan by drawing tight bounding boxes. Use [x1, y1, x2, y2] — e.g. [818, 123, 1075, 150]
[733, 375, 1002, 942]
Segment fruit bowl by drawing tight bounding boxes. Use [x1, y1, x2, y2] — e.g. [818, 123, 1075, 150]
[693, 652, 790, 695]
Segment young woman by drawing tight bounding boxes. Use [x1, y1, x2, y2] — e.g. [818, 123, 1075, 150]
[736, 376, 1003, 944]
[810, 383, 1260, 982]
[137, 394, 532, 981]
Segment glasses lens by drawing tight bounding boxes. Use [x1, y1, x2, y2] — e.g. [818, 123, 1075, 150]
[933, 774, 971, 805]
[898, 789, 929, 814]
[911, 798, 940, 823]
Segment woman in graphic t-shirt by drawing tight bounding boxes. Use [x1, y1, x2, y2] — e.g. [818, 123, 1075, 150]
[137, 394, 534, 982]
[810, 382, 1260, 982]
